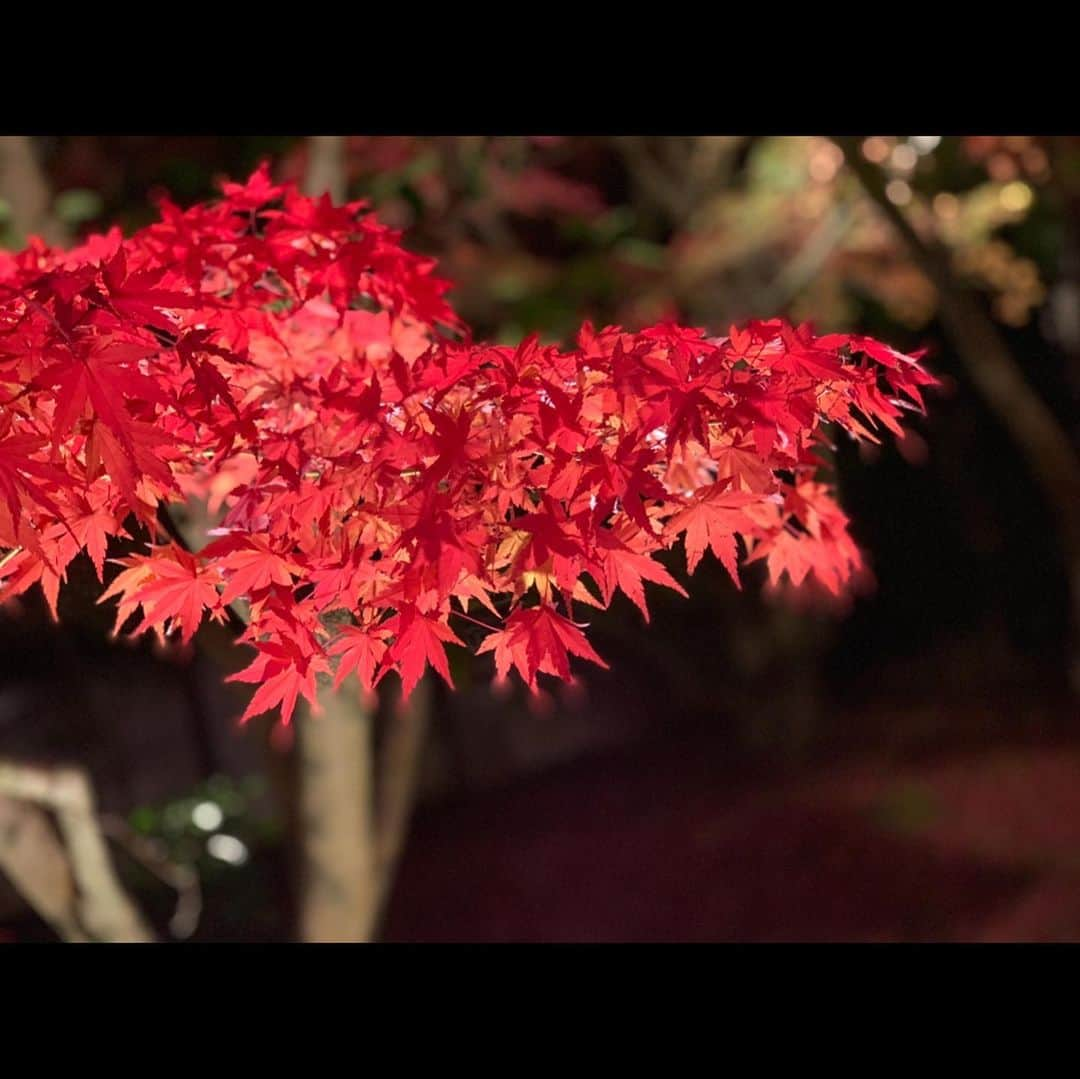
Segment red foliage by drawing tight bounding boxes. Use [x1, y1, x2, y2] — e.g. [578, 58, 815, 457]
[0, 165, 936, 723]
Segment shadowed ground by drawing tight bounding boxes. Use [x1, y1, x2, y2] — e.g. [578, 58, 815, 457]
[384, 730, 1080, 942]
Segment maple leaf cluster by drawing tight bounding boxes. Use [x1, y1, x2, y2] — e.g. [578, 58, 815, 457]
[0, 165, 936, 724]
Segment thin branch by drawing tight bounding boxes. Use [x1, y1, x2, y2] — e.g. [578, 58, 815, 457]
[758, 201, 856, 313]
[100, 814, 202, 939]
[685, 136, 743, 205]
[613, 137, 693, 222]
[0, 546, 23, 573]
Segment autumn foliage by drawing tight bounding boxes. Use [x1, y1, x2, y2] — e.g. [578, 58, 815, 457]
[0, 165, 936, 724]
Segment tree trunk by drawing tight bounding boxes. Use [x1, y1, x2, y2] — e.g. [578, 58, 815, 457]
[296, 684, 378, 942]
[293, 135, 433, 941]
[0, 136, 67, 246]
[293, 134, 374, 942]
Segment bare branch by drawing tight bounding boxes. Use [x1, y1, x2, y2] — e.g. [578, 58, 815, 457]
[685, 136, 743, 204]
[833, 137, 1080, 534]
[0, 795, 87, 941]
[613, 137, 693, 221]
[758, 201, 856, 313]
[100, 814, 201, 939]
[0, 761, 155, 942]
[835, 135, 1080, 692]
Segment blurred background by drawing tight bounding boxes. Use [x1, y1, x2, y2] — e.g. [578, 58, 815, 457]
[1, 134, 1079, 942]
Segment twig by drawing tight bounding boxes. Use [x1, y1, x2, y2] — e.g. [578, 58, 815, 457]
[100, 814, 201, 939]
[0, 546, 24, 573]
[613, 137, 694, 221]
[759, 201, 856, 313]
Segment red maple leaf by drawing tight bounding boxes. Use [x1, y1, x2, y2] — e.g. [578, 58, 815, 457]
[664, 487, 766, 582]
[227, 639, 329, 725]
[477, 604, 609, 691]
[99, 546, 223, 645]
[382, 605, 463, 699]
[593, 527, 687, 622]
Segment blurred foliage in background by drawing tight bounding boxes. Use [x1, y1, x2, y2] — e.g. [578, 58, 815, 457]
[11, 135, 1062, 337]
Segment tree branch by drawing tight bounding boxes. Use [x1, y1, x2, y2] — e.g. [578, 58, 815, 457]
[833, 136, 1080, 540]
[100, 814, 201, 939]
[0, 761, 155, 941]
[757, 201, 856, 313]
[613, 136, 693, 221]
[0, 795, 87, 941]
[835, 136, 1080, 692]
